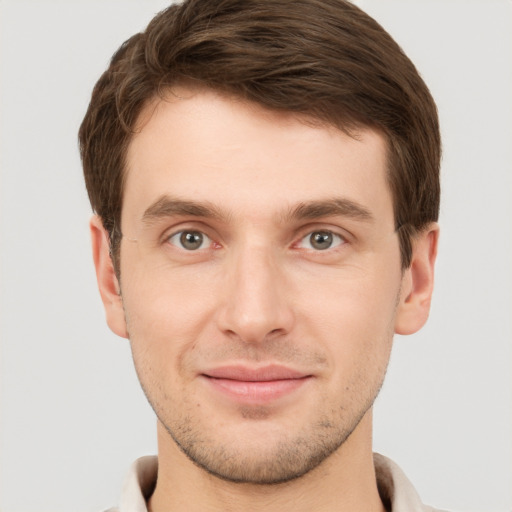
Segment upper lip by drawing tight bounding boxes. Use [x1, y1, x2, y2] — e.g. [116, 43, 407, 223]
[202, 365, 310, 382]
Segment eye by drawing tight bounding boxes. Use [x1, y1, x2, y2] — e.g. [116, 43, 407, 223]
[298, 230, 345, 251]
[167, 230, 212, 251]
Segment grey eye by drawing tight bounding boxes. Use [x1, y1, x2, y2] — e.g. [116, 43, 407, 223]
[309, 231, 334, 250]
[298, 230, 345, 251]
[180, 231, 203, 250]
[168, 230, 210, 250]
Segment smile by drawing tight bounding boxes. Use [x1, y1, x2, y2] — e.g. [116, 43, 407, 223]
[201, 365, 313, 404]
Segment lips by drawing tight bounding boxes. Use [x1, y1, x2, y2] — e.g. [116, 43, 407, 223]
[204, 365, 308, 381]
[201, 365, 312, 404]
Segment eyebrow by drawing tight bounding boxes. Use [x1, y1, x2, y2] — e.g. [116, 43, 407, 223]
[287, 198, 373, 222]
[142, 195, 226, 225]
[141, 195, 373, 225]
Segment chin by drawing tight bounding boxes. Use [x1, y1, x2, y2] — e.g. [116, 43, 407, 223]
[161, 409, 364, 485]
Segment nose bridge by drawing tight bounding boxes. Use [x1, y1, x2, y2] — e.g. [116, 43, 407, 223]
[218, 240, 293, 343]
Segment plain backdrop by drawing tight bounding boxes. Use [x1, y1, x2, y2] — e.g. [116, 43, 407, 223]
[0, 1, 511, 511]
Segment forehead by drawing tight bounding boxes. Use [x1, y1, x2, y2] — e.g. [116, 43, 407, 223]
[123, 86, 393, 228]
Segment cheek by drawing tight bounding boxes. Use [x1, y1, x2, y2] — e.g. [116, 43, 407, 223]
[297, 264, 400, 369]
[120, 258, 220, 372]
[122, 247, 217, 323]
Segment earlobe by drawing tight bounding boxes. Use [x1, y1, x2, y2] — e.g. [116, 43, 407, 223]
[395, 223, 439, 335]
[90, 216, 128, 339]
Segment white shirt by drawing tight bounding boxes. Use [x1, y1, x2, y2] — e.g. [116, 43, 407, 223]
[105, 453, 447, 512]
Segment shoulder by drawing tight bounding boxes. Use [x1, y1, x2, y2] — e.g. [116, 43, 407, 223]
[374, 453, 450, 512]
[101, 455, 158, 512]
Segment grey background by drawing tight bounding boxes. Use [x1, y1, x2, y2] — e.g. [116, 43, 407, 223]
[1, 1, 511, 511]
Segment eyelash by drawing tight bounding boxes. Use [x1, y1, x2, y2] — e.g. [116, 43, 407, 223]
[166, 230, 216, 251]
[295, 230, 346, 251]
[164, 227, 348, 253]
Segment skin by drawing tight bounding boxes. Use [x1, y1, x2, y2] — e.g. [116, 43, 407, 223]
[91, 86, 438, 512]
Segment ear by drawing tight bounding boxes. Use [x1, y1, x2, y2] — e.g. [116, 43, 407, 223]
[395, 223, 439, 335]
[90, 216, 128, 338]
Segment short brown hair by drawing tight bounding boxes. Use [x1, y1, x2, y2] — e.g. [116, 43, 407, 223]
[79, 0, 440, 270]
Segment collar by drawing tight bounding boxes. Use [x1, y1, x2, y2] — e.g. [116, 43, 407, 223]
[113, 453, 442, 512]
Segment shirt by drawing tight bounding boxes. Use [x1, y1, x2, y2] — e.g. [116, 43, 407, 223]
[104, 453, 447, 512]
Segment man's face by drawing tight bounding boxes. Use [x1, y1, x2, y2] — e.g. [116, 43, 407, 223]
[103, 87, 413, 484]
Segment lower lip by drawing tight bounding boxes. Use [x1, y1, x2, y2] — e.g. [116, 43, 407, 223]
[203, 376, 311, 404]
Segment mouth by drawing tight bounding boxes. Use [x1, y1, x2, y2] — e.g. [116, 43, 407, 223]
[200, 365, 313, 404]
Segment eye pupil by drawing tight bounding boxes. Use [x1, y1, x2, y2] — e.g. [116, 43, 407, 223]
[180, 231, 203, 250]
[310, 231, 333, 250]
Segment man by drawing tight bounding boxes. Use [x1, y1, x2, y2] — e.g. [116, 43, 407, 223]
[79, 0, 442, 510]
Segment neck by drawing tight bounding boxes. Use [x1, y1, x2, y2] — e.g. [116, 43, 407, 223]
[148, 410, 385, 512]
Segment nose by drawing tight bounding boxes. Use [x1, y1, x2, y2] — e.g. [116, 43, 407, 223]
[216, 245, 294, 344]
